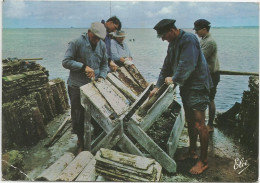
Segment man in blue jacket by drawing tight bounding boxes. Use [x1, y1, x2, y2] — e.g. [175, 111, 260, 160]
[101, 16, 122, 72]
[62, 22, 108, 153]
[151, 19, 213, 174]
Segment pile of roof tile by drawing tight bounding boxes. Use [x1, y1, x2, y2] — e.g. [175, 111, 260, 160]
[95, 148, 162, 181]
[2, 58, 69, 149]
[238, 76, 259, 150]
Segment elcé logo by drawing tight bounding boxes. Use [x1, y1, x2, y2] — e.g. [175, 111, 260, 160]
[233, 157, 250, 175]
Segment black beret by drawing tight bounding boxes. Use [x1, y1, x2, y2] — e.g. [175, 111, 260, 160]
[193, 19, 211, 30]
[153, 19, 176, 38]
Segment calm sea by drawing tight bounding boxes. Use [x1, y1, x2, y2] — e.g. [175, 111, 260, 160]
[2, 28, 259, 111]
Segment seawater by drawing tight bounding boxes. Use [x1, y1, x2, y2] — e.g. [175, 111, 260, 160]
[2, 28, 259, 111]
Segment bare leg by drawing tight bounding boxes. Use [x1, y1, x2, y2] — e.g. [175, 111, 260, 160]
[190, 110, 209, 174]
[177, 107, 198, 160]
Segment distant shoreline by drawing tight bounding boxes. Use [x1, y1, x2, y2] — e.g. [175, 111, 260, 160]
[3, 26, 259, 29]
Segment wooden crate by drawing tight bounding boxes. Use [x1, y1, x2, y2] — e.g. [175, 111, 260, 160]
[80, 66, 185, 173]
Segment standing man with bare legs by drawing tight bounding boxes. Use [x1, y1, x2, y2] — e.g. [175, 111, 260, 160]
[194, 19, 220, 132]
[150, 19, 213, 174]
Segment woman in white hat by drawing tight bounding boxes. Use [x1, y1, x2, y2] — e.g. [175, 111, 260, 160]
[111, 30, 133, 67]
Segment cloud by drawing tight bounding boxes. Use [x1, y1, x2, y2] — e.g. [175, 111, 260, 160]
[131, 1, 138, 5]
[158, 6, 173, 15]
[114, 5, 124, 10]
[3, 0, 30, 18]
[145, 2, 180, 18]
[2, 1, 259, 28]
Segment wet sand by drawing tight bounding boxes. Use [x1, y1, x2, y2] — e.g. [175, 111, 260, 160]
[21, 110, 258, 182]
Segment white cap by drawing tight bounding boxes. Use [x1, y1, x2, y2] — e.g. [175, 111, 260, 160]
[90, 22, 106, 40]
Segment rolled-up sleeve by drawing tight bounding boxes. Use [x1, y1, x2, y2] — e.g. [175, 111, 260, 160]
[62, 41, 83, 71]
[172, 37, 199, 86]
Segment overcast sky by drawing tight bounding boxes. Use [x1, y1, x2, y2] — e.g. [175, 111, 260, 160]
[2, 1, 259, 28]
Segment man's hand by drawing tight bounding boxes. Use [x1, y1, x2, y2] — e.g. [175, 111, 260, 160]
[109, 61, 117, 72]
[124, 60, 134, 66]
[97, 78, 104, 82]
[85, 66, 95, 78]
[149, 88, 159, 98]
[165, 77, 173, 85]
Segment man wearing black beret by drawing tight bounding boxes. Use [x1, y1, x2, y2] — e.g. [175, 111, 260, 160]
[151, 19, 213, 174]
[194, 19, 220, 133]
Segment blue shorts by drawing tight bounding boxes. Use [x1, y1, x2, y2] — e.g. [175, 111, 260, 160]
[180, 88, 210, 111]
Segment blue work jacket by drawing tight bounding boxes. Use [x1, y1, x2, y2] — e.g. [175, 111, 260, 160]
[156, 29, 213, 91]
[111, 39, 132, 65]
[62, 33, 108, 88]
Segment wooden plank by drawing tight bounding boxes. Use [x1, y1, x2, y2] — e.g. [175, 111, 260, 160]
[107, 73, 137, 102]
[96, 166, 156, 182]
[56, 151, 93, 181]
[75, 158, 96, 181]
[94, 79, 129, 116]
[81, 85, 116, 132]
[95, 150, 155, 176]
[99, 148, 154, 170]
[140, 85, 175, 131]
[120, 83, 153, 123]
[127, 122, 176, 173]
[124, 65, 149, 89]
[167, 107, 185, 158]
[84, 110, 92, 151]
[219, 70, 259, 76]
[91, 122, 123, 155]
[80, 83, 113, 118]
[89, 103, 115, 132]
[137, 84, 173, 117]
[112, 67, 143, 95]
[95, 150, 161, 181]
[45, 116, 71, 147]
[146, 84, 176, 114]
[21, 58, 43, 61]
[104, 79, 131, 106]
[117, 134, 144, 156]
[91, 131, 107, 150]
[36, 153, 75, 181]
[95, 167, 152, 182]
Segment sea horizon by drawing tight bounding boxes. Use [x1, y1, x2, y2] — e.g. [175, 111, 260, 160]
[3, 26, 259, 29]
[2, 27, 259, 112]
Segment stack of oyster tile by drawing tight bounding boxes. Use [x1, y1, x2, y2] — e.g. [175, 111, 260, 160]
[2, 58, 69, 149]
[2, 58, 49, 103]
[239, 76, 259, 150]
[95, 148, 162, 181]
